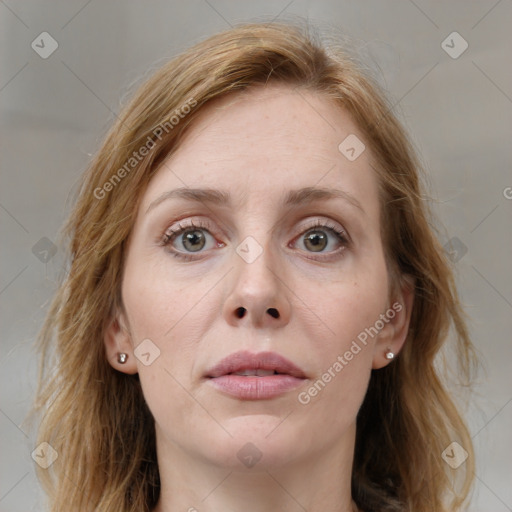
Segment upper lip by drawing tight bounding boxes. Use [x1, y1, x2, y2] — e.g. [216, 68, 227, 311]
[206, 350, 307, 378]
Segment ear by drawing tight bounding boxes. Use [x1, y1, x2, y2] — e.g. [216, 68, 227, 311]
[103, 310, 138, 375]
[372, 275, 415, 370]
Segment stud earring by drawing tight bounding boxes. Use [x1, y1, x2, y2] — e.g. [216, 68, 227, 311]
[117, 353, 128, 364]
[385, 348, 395, 360]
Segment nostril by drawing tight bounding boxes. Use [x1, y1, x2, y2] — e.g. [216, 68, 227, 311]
[267, 308, 279, 319]
[235, 307, 246, 318]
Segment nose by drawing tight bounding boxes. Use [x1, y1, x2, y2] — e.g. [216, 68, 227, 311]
[222, 243, 291, 329]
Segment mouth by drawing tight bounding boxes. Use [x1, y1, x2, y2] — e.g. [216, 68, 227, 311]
[205, 350, 307, 400]
[206, 350, 307, 379]
[225, 369, 284, 376]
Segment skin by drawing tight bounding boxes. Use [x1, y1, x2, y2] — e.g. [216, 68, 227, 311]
[104, 84, 414, 512]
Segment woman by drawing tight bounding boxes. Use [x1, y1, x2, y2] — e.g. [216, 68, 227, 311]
[33, 21, 478, 512]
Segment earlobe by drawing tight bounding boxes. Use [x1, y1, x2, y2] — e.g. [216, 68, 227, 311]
[372, 276, 415, 370]
[103, 313, 138, 375]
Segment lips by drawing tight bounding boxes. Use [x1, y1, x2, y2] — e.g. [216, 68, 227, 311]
[206, 350, 307, 379]
[205, 350, 307, 400]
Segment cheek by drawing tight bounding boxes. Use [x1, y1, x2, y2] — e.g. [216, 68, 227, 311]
[121, 265, 202, 405]
[301, 266, 389, 349]
[292, 282, 383, 432]
[122, 268, 204, 436]
[296, 353, 372, 447]
[122, 262, 198, 342]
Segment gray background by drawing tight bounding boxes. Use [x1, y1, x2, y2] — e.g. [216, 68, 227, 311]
[1, 1, 511, 510]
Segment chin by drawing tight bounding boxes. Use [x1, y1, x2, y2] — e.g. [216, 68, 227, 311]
[197, 415, 306, 470]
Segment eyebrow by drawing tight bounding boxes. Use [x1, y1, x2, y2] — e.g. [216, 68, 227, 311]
[146, 186, 365, 214]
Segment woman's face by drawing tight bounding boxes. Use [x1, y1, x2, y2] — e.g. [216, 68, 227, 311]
[106, 84, 411, 470]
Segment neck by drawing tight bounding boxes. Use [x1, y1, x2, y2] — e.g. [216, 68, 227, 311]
[153, 423, 358, 512]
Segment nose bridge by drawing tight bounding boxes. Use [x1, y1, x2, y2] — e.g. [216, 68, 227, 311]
[235, 234, 278, 305]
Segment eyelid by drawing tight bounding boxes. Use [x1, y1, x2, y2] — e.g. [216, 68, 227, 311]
[161, 218, 217, 243]
[296, 217, 349, 241]
[160, 216, 348, 241]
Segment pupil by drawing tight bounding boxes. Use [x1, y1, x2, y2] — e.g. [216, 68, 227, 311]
[305, 231, 327, 252]
[183, 230, 205, 252]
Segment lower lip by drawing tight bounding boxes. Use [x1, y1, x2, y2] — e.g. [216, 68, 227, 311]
[207, 375, 305, 400]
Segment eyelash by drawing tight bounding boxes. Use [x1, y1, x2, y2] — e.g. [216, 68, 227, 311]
[160, 219, 350, 262]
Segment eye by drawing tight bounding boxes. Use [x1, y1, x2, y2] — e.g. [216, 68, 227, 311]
[160, 218, 349, 262]
[161, 220, 222, 261]
[292, 219, 349, 258]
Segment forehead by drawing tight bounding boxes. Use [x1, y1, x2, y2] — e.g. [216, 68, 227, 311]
[141, 84, 379, 217]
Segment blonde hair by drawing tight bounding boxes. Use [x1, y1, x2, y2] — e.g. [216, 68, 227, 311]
[32, 21, 479, 512]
